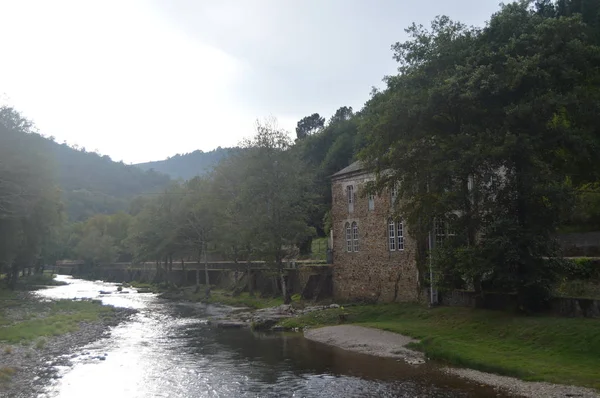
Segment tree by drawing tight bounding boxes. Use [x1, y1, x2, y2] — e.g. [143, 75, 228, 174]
[178, 177, 218, 297]
[211, 153, 261, 295]
[359, 2, 600, 311]
[241, 118, 314, 303]
[0, 107, 63, 288]
[295, 113, 325, 140]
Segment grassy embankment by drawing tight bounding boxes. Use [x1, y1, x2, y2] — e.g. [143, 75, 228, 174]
[0, 274, 115, 350]
[279, 303, 600, 389]
[1, 274, 116, 383]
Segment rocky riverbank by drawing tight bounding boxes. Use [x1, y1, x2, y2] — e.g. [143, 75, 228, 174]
[209, 303, 341, 330]
[0, 292, 135, 398]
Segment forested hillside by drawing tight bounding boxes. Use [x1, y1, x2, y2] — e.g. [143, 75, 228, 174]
[0, 107, 171, 222]
[135, 147, 238, 180]
[48, 142, 171, 221]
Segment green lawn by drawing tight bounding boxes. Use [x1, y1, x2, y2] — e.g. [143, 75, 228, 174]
[279, 303, 600, 389]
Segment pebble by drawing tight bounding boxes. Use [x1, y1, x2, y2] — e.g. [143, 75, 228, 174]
[445, 368, 600, 398]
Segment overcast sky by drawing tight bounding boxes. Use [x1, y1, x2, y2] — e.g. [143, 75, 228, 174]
[0, 0, 501, 164]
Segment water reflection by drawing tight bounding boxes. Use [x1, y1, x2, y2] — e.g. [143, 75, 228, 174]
[36, 276, 504, 398]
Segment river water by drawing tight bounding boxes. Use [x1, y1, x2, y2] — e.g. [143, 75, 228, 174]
[34, 276, 504, 398]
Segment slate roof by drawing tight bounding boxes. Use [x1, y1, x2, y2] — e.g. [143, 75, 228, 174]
[331, 161, 365, 179]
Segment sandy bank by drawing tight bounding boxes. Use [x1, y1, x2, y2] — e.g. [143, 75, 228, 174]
[304, 325, 425, 365]
[304, 325, 599, 398]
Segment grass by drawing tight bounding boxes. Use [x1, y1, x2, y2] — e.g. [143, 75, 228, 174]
[279, 303, 600, 389]
[0, 367, 15, 383]
[0, 289, 114, 343]
[16, 273, 67, 289]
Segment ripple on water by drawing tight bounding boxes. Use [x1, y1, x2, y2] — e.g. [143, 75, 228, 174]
[37, 276, 505, 398]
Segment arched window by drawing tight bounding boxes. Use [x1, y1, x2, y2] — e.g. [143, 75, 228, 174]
[352, 222, 359, 252]
[388, 219, 396, 251]
[397, 219, 404, 251]
[345, 222, 352, 252]
[434, 217, 447, 247]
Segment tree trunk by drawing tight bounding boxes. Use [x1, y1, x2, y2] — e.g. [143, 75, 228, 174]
[168, 255, 173, 286]
[204, 242, 211, 299]
[181, 258, 187, 285]
[195, 253, 200, 294]
[10, 264, 19, 290]
[154, 260, 161, 284]
[246, 256, 254, 297]
[279, 262, 291, 304]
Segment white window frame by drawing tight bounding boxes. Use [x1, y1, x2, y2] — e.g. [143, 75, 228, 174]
[397, 220, 404, 251]
[388, 220, 396, 251]
[345, 222, 352, 252]
[352, 222, 359, 252]
[368, 194, 375, 211]
[347, 185, 354, 212]
[434, 218, 446, 248]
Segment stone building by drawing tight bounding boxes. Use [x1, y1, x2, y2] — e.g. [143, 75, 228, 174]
[330, 161, 421, 303]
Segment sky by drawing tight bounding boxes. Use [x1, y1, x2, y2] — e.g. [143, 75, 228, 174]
[0, 0, 501, 164]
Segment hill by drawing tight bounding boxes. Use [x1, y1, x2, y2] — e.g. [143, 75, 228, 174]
[135, 147, 238, 180]
[47, 142, 171, 221]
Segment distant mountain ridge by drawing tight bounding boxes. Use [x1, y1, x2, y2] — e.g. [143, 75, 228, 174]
[135, 147, 239, 180]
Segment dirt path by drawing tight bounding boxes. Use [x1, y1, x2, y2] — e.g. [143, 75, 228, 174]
[304, 325, 600, 398]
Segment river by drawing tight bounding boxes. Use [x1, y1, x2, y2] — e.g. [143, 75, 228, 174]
[33, 276, 505, 398]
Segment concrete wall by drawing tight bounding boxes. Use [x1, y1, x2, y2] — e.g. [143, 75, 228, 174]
[331, 171, 420, 303]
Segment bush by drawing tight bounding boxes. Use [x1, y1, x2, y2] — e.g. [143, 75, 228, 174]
[563, 258, 600, 281]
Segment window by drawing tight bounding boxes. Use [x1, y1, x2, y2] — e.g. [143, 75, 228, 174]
[434, 218, 445, 247]
[368, 194, 375, 211]
[347, 185, 354, 212]
[390, 183, 398, 204]
[352, 222, 359, 252]
[345, 222, 352, 252]
[397, 220, 404, 251]
[388, 219, 396, 251]
[388, 219, 404, 251]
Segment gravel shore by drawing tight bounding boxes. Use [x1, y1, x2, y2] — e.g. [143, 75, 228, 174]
[1, 306, 135, 398]
[304, 325, 600, 398]
[445, 368, 600, 398]
[304, 325, 425, 365]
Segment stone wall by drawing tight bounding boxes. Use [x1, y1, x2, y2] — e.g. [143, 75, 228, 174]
[558, 231, 600, 256]
[438, 289, 600, 318]
[331, 170, 420, 303]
